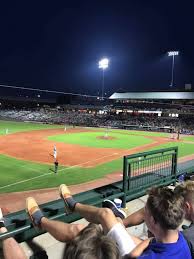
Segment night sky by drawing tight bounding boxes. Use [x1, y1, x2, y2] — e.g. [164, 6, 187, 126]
[0, 1, 194, 97]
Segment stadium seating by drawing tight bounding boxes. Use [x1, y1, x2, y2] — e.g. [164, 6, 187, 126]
[0, 108, 194, 134]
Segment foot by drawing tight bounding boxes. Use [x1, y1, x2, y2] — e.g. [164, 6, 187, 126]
[59, 184, 77, 214]
[102, 199, 126, 219]
[26, 197, 44, 228]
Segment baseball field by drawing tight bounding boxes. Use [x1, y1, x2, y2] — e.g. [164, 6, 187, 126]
[0, 120, 194, 194]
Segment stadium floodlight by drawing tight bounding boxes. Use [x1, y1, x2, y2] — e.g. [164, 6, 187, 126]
[168, 51, 179, 56]
[168, 50, 179, 87]
[98, 58, 109, 100]
[98, 58, 109, 70]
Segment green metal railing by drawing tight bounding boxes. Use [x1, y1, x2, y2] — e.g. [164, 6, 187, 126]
[122, 147, 178, 207]
[0, 147, 178, 242]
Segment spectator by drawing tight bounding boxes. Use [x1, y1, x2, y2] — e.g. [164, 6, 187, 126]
[26, 190, 137, 258]
[174, 181, 194, 257]
[112, 181, 194, 258]
[0, 184, 192, 259]
[59, 184, 191, 258]
[0, 208, 27, 259]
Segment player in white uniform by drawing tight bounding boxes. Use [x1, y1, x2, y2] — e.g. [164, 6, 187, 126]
[53, 145, 57, 160]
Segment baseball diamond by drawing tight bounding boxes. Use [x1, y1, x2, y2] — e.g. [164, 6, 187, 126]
[0, 120, 194, 212]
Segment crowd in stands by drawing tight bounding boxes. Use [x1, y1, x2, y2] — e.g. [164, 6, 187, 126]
[0, 108, 194, 134]
[1, 181, 194, 258]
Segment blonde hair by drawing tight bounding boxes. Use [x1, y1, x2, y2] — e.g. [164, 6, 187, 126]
[64, 223, 121, 259]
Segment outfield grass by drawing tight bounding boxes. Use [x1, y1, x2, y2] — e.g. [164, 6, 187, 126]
[1, 140, 194, 193]
[111, 129, 170, 137]
[0, 154, 122, 193]
[48, 131, 153, 149]
[182, 136, 194, 142]
[147, 141, 194, 157]
[89, 127, 170, 137]
[0, 121, 194, 193]
[0, 120, 63, 135]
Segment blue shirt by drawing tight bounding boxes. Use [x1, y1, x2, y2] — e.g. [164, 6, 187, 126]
[138, 232, 191, 259]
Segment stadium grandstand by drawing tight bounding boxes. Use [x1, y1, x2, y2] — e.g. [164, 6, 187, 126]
[2, 2, 194, 258]
[1, 91, 194, 134]
[1, 90, 194, 258]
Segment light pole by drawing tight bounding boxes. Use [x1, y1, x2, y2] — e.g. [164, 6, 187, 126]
[168, 51, 179, 87]
[98, 58, 109, 100]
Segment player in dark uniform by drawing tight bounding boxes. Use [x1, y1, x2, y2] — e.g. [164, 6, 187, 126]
[54, 160, 59, 174]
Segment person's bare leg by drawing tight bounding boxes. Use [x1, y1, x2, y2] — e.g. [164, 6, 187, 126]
[74, 203, 142, 247]
[59, 184, 142, 245]
[26, 197, 86, 242]
[0, 227, 27, 259]
[40, 217, 85, 242]
[59, 184, 119, 233]
[74, 203, 117, 233]
[59, 183, 144, 259]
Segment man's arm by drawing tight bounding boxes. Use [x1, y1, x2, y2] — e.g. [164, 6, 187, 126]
[123, 207, 145, 228]
[0, 227, 27, 259]
[128, 238, 152, 258]
[123, 238, 152, 259]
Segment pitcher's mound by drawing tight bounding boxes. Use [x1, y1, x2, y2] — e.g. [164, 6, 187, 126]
[97, 136, 116, 140]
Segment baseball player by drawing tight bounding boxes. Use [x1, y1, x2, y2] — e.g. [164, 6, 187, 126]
[53, 145, 57, 160]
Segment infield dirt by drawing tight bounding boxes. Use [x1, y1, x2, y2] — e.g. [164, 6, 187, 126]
[0, 128, 169, 167]
[0, 128, 189, 212]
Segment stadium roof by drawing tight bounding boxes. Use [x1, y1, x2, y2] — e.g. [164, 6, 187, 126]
[109, 92, 194, 100]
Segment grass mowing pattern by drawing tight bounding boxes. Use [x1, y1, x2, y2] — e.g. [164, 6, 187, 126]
[182, 136, 194, 142]
[1, 141, 194, 193]
[48, 131, 153, 149]
[147, 141, 194, 157]
[110, 129, 170, 137]
[0, 120, 63, 135]
[0, 154, 122, 193]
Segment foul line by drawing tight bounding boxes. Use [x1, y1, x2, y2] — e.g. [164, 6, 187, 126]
[57, 152, 119, 172]
[0, 152, 120, 190]
[0, 172, 53, 190]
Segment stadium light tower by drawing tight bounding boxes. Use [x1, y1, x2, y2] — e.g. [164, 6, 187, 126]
[98, 58, 109, 100]
[168, 51, 179, 87]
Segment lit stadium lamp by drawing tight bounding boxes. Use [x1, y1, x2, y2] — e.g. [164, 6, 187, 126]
[168, 51, 179, 56]
[98, 58, 109, 70]
[98, 58, 109, 100]
[168, 51, 179, 87]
